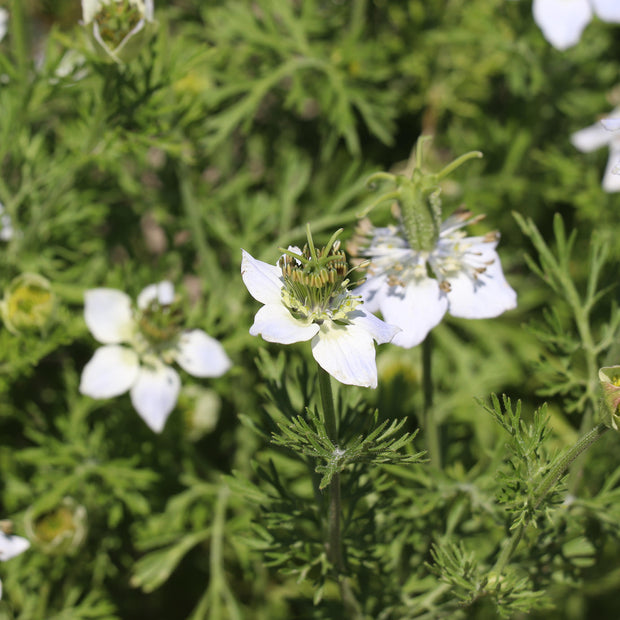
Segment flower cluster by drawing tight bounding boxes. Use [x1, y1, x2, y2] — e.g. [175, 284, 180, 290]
[532, 0, 620, 50]
[241, 230, 399, 388]
[80, 281, 231, 432]
[352, 209, 517, 348]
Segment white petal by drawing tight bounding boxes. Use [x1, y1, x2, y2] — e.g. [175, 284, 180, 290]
[0, 9, 8, 43]
[311, 322, 379, 388]
[355, 276, 384, 314]
[81, 0, 101, 23]
[250, 303, 318, 344]
[137, 281, 174, 309]
[592, 0, 620, 22]
[0, 533, 30, 561]
[447, 252, 517, 319]
[602, 143, 620, 192]
[80, 345, 140, 399]
[601, 118, 620, 131]
[533, 0, 592, 50]
[130, 365, 181, 433]
[348, 306, 400, 345]
[142, 0, 155, 19]
[378, 278, 448, 349]
[175, 330, 232, 377]
[84, 288, 134, 344]
[571, 123, 614, 152]
[241, 250, 283, 305]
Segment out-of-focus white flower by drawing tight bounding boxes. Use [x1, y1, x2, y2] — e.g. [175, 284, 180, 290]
[0, 523, 30, 600]
[0, 9, 8, 43]
[81, 0, 155, 64]
[532, 0, 620, 50]
[353, 210, 517, 349]
[0, 202, 14, 241]
[241, 233, 399, 388]
[79, 281, 231, 432]
[571, 111, 620, 192]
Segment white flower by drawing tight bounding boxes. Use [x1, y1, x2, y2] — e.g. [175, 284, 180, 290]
[0, 202, 14, 241]
[0, 528, 30, 600]
[532, 0, 620, 50]
[0, 9, 8, 43]
[241, 244, 399, 389]
[81, 0, 155, 64]
[79, 281, 231, 432]
[571, 111, 620, 192]
[354, 211, 517, 349]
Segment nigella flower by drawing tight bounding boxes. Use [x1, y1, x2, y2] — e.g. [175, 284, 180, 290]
[571, 111, 620, 192]
[0, 522, 30, 599]
[353, 210, 517, 348]
[79, 281, 231, 432]
[241, 230, 399, 388]
[532, 0, 620, 50]
[81, 0, 155, 64]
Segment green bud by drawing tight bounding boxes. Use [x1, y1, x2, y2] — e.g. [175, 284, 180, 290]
[1, 273, 55, 334]
[599, 366, 620, 430]
[179, 385, 221, 442]
[364, 136, 482, 252]
[25, 498, 88, 555]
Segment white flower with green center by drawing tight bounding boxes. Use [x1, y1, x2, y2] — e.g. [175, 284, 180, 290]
[354, 210, 517, 348]
[532, 0, 620, 50]
[571, 111, 620, 192]
[0, 524, 30, 600]
[241, 231, 399, 388]
[81, 0, 155, 64]
[79, 281, 231, 432]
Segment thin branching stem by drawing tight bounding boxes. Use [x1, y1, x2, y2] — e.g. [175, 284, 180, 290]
[492, 422, 608, 576]
[423, 334, 441, 469]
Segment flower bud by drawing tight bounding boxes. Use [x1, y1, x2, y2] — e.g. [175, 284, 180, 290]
[599, 366, 620, 430]
[24, 498, 87, 555]
[81, 0, 155, 64]
[1, 273, 55, 334]
[179, 385, 221, 442]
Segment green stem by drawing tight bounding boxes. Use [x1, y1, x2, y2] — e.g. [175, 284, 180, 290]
[317, 365, 341, 567]
[10, 0, 29, 78]
[422, 334, 441, 468]
[317, 364, 363, 618]
[493, 422, 608, 575]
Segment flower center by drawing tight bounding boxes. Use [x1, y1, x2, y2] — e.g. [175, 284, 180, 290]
[279, 240, 361, 324]
[136, 297, 184, 358]
[33, 507, 75, 543]
[94, 0, 143, 49]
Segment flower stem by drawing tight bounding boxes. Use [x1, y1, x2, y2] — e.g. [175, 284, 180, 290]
[492, 422, 608, 575]
[422, 333, 441, 468]
[317, 365, 341, 566]
[316, 365, 363, 617]
[10, 0, 29, 79]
